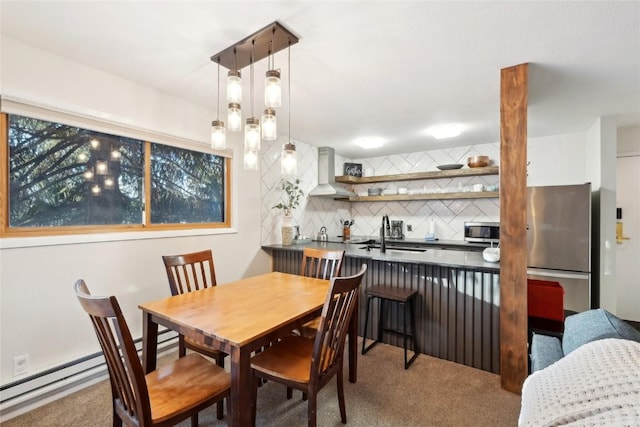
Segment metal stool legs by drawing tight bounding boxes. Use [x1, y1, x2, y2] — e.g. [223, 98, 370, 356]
[361, 288, 418, 369]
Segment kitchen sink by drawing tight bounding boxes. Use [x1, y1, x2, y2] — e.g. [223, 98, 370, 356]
[359, 244, 426, 253]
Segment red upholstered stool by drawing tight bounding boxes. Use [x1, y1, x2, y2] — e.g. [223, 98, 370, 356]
[527, 279, 565, 335]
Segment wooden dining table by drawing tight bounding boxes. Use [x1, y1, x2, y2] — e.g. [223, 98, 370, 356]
[140, 271, 358, 427]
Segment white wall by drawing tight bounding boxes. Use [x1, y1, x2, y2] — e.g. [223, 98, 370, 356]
[0, 37, 270, 385]
[586, 117, 618, 311]
[527, 132, 587, 186]
[616, 126, 640, 321]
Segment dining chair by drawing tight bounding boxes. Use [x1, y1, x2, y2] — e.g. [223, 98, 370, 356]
[251, 264, 367, 427]
[295, 247, 345, 338]
[161, 249, 227, 419]
[74, 279, 230, 427]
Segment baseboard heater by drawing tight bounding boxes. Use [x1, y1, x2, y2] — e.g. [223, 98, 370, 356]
[0, 329, 178, 422]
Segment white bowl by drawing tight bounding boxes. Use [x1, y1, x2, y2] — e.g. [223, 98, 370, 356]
[482, 247, 500, 263]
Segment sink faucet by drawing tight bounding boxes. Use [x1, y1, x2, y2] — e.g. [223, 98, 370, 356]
[381, 214, 390, 253]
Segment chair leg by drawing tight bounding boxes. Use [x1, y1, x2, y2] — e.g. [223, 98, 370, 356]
[307, 389, 317, 427]
[287, 387, 293, 399]
[302, 391, 308, 401]
[251, 372, 259, 426]
[215, 353, 225, 419]
[112, 410, 122, 427]
[337, 365, 347, 423]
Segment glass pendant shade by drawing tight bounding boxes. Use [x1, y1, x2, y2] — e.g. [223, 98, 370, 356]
[211, 120, 226, 149]
[244, 117, 261, 150]
[281, 142, 297, 176]
[261, 109, 277, 140]
[228, 103, 242, 132]
[265, 70, 282, 108]
[243, 147, 259, 170]
[227, 70, 242, 103]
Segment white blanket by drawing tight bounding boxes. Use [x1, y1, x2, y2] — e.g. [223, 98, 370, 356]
[519, 338, 640, 426]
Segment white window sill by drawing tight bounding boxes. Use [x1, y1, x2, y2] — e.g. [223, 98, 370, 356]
[0, 228, 238, 249]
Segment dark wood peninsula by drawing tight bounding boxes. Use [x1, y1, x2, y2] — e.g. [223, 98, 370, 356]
[262, 241, 501, 374]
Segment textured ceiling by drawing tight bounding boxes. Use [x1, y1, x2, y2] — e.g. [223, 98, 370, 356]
[1, 1, 638, 158]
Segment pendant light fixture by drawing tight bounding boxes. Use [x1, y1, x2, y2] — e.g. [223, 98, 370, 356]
[211, 60, 226, 149]
[281, 42, 297, 176]
[244, 40, 260, 169]
[209, 21, 299, 171]
[261, 108, 277, 140]
[226, 49, 242, 104]
[227, 49, 242, 132]
[265, 29, 282, 108]
[228, 102, 242, 132]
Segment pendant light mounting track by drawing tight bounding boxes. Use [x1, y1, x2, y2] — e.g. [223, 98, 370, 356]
[211, 21, 299, 70]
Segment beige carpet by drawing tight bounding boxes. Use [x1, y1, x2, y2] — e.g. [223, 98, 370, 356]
[3, 340, 521, 426]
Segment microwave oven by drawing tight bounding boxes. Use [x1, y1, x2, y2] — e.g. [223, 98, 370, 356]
[464, 222, 500, 244]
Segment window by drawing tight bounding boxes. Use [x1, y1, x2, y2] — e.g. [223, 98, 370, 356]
[1, 113, 231, 237]
[150, 143, 226, 224]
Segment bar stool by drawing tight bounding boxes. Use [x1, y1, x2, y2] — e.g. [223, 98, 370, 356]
[361, 285, 419, 369]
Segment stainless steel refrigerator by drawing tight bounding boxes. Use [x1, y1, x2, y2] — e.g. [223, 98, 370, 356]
[526, 183, 592, 311]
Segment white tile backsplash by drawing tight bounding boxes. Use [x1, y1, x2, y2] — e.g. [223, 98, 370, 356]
[261, 141, 499, 244]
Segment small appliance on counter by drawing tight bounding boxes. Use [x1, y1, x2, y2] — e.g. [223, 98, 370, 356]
[482, 246, 500, 262]
[464, 221, 500, 244]
[389, 220, 404, 239]
[316, 226, 328, 242]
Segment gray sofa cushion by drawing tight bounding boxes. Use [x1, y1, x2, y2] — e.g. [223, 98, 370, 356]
[530, 333, 564, 372]
[562, 308, 640, 355]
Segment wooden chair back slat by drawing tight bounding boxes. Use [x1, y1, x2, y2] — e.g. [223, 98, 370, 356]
[162, 250, 217, 296]
[300, 248, 344, 280]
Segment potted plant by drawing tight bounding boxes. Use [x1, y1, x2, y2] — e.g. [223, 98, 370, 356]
[272, 178, 304, 245]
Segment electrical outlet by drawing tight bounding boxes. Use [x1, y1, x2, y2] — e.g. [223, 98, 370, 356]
[13, 354, 29, 376]
[407, 224, 413, 232]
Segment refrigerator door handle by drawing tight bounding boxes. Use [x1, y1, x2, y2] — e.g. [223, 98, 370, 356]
[526, 268, 590, 281]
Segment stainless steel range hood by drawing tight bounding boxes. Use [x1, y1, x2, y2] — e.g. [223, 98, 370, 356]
[309, 147, 355, 198]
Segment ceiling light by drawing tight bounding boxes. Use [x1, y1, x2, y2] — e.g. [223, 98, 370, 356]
[265, 29, 282, 108]
[265, 69, 282, 108]
[245, 117, 261, 150]
[354, 137, 384, 149]
[281, 43, 297, 176]
[211, 61, 226, 149]
[281, 142, 297, 176]
[228, 103, 242, 132]
[210, 21, 299, 172]
[244, 147, 259, 170]
[427, 124, 462, 139]
[261, 108, 277, 140]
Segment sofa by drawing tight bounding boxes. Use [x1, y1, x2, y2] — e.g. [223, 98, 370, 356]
[520, 309, 640, 426]
[529, 308, 640, 372]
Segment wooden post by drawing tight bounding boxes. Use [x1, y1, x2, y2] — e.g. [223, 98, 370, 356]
[499, 63, 528, 393]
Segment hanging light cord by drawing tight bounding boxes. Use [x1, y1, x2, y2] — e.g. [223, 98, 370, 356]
[250, 40, 255, 117]
[216, 60, 220, 120]
[288, 41, 291, 143]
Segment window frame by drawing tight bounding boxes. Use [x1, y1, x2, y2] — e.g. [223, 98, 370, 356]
[0, 113, 232, 237]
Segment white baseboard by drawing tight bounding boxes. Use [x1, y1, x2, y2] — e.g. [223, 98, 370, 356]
[0, 332, 178, 423]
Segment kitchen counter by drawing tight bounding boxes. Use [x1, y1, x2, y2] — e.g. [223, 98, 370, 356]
[261, 238, 499, 272]
[262, 239, 501, 373]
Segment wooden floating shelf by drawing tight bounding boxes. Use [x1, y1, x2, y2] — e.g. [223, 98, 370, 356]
[348, 191, 499, 202]
[335, 166, 499, 184]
